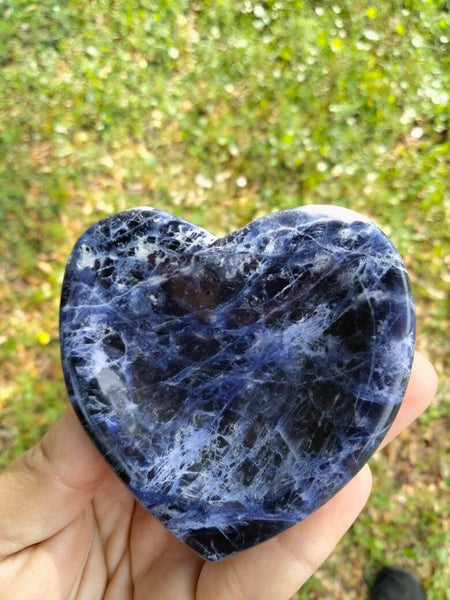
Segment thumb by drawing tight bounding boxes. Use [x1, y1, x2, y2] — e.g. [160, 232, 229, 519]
[0, 408, 107, 557]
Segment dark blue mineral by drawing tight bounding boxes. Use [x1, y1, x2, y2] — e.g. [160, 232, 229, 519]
[59, 205, 415, 560]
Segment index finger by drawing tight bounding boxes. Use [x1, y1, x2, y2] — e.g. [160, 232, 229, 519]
[379, 351, 438, 450]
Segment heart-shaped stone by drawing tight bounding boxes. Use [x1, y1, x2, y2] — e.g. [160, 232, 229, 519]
[60, 205, 415, 561]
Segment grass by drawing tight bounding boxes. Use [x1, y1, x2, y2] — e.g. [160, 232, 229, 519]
[0, 1, 449, 597]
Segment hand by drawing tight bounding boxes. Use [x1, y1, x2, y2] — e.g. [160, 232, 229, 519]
[0, 352, 437, 600]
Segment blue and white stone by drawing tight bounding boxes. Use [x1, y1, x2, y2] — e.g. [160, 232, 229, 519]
[59, 205, 415, 561]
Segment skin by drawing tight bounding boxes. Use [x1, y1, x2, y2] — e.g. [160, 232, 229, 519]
[0, 352, 437, 600]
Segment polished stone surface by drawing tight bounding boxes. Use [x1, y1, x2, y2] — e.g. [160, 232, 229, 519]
[60, 205, 415, 560]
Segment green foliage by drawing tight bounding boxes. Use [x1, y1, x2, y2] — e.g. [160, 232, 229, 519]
[0, 1, 449, 598]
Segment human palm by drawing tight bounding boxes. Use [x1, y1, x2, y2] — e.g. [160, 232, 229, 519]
[0, 353, 436, 600]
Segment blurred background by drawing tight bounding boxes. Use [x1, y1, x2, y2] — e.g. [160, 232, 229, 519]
[0, 1, 449, 597]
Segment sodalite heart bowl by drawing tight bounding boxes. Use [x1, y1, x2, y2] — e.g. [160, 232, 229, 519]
[60, 205, 415, 561]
